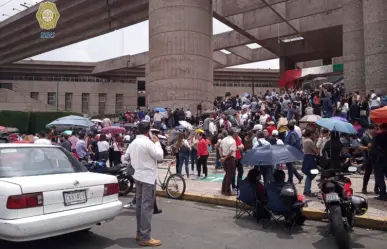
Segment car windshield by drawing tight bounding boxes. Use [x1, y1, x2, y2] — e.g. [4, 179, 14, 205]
[0, 147, 87, 178]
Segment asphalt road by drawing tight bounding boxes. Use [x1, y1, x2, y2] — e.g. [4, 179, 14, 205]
[1, 196, 386, 249]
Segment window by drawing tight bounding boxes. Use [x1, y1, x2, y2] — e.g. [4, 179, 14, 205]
[0, 147, 87, 178]
[81, 93, 90, 114]
[115, 94, 123, 113]
[137, 81, 146, 91]
[65, 93, 73, 111]
[30, 92, 39, 100]
[137, 96, 146, 107]
[47, 92, 56, 106]
[0, 83, 12, 90]
[99, 93, 106, 115]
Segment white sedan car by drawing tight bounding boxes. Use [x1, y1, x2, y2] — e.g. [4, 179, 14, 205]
[0, 144, 122, 242]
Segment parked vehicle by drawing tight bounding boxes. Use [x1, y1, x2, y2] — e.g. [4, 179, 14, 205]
[85, 160, 134, 196]
[0, 144, 122, 242]
[311, 166, 368, 249]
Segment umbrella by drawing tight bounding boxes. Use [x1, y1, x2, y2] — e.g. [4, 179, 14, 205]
[331, 116, 348, 123]
[195, 128, 204, 134]
[46, 115, 94, 130]
[154, 107, 166, 112]
[102, 126, 126, 135]
[91, 119, 103, 123]
[370, 106, 387, 124]
[299, 114, 322, 123]
[0, 127, 19, 134]
[223, 109, 238, 116]
[179, 120, 193, 130]
[241, 145, 304, 166]
[316, 118, 356, 134]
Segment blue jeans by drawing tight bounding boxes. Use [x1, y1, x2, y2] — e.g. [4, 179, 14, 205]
[190, 149, 198, 171]
[215, 148, 222, 168]
[286, 162, 302, 183]
[178, 151, 190, 177]
[303, 174, 316, 195]
[374, 163, 387, 196]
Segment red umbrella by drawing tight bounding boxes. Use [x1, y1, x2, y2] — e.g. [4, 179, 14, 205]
[102, 126, 126, 135]
[370, 106, 387, 124]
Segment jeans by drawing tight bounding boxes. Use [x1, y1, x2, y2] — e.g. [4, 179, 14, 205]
[178, 151, 190, 177]
[197, 155, 209, 177]
[232, 159, 244, 188]
[215, 149, 222, 168]
[374, 163, 387, 196]
[286, 162, 302, 183]
[190, 149, 198, 172]
[363, 162, 378, 190]
[303, 174, 316, 195]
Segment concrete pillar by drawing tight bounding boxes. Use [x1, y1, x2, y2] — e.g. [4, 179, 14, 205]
[279, 57, 295, 76]
[342, 0, 365, 94]
[363, 0, 387, 93]
[147, 0, 213, 112]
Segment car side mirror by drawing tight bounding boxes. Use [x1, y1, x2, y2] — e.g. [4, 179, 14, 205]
[348, 166, 357, 173]
[310, 169, 319, 175]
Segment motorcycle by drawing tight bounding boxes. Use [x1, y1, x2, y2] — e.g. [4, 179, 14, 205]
[85, 160, 134, 196]
[311, 166, 368, 249]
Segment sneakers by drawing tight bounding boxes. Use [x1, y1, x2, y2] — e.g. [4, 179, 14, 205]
[123, 202, 136, 209]
[139, 238, 161, 247]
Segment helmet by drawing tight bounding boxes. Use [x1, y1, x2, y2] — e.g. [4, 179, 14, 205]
[350, 195, 368, 216]
[138, 121, 151, 134]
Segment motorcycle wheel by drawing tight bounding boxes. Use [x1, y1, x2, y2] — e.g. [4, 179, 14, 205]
[329, 205, 350, 249]
[118, 178, 134, 196]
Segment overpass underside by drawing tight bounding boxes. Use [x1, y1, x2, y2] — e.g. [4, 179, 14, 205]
[0, 0, 386, 109]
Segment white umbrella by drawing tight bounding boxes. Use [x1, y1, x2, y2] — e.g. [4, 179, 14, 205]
[91, 119, 103, 123]
[179, 120, 193, 130]
[299, 114, 322, 123]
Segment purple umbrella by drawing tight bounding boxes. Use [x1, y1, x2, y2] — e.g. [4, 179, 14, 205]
[331, 116, 348, 123]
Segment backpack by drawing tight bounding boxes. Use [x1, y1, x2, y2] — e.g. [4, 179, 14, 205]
[285, 131, 301, 150]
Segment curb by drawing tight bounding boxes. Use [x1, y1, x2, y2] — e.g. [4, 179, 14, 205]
[156, 190, 387, 231]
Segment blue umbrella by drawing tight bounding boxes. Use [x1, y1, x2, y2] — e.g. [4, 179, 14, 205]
[241, 145, 304, 166]
[154, 107, 166, 112]
[316, 118, 356, 134]
[46, 115, 94, 129]
[331, 116, 348, 123]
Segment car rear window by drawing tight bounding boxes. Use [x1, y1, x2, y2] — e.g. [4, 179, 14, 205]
[0, 147, 87, 177]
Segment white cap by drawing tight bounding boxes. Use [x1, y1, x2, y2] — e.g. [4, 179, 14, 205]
[272, 130, 279, 136]
[253, 124, 263, 131]
[371, 93, 376, 99]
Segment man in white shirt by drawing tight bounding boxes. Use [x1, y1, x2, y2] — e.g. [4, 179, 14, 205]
[34, 132, 52, 145]
[220, 129, 237, 196]
[125, 121, 164, 247]
[185, 109, 192, 120]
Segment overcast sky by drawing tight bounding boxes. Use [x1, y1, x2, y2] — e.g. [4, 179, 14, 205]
[0, 0, 279, 69]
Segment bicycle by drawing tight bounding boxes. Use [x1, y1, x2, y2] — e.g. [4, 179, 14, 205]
[157, 160, 186, 199]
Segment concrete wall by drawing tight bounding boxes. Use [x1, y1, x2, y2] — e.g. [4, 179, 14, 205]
[0, 88, 58, 112]
[0, 80, 138, 115]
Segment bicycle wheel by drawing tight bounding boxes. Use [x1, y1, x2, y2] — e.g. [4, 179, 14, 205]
[165, 174, 186, 199]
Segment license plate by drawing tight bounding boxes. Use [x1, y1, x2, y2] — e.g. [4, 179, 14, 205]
[325, 193, 340, 202]
[63, 190, 87, 206]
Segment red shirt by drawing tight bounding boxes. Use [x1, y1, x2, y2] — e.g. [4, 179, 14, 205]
[234, 136, 242, 160]
[267, 125, 276, 135]
[197, 138, 210, 157]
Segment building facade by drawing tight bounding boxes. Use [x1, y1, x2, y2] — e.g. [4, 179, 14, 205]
[0, 61, 279, 116]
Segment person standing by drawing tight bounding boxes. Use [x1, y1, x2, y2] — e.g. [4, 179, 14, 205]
[370, 123, 387, 201]
[197, 133, 210, 178]
[360, 124, 379, 194]
[232, 130, 244, 188]
[284, 124, 303, 184]
[220, 129, 237, 196]
[188, 133, 199, 175]
[126, 121, 164, 246]
[301, 130, 319, 197]
[34, 132, 52, 145]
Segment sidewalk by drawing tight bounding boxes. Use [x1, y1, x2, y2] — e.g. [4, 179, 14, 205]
[156, 161, 387, 230]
